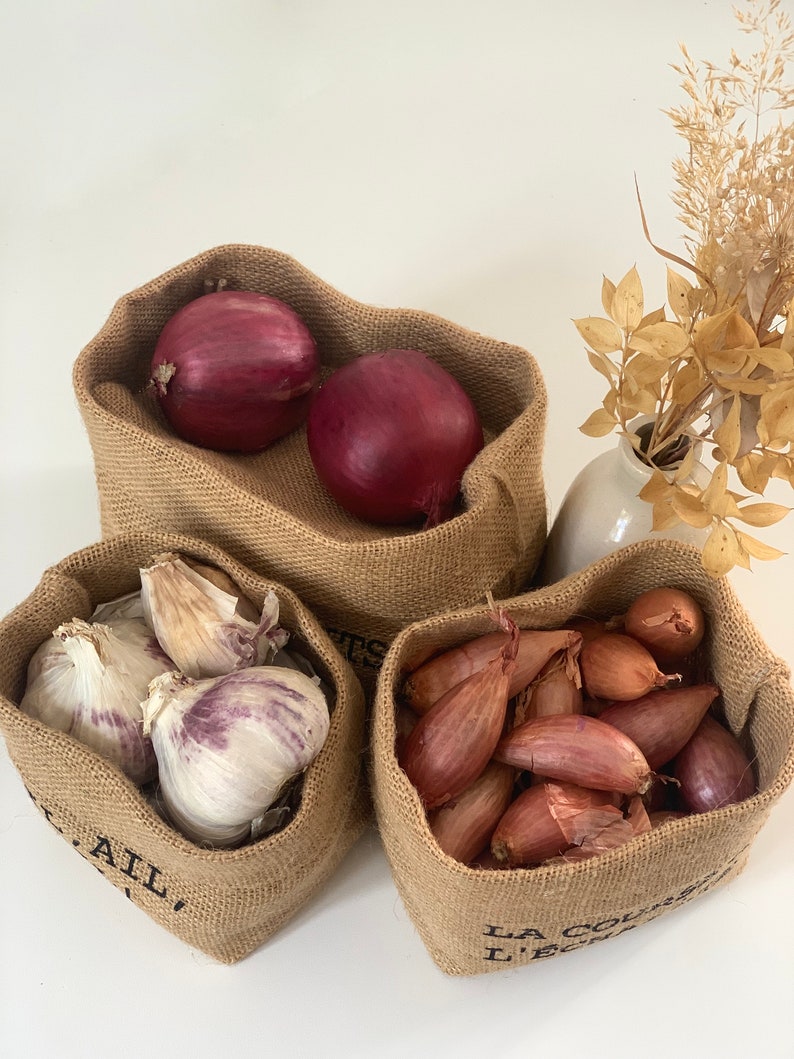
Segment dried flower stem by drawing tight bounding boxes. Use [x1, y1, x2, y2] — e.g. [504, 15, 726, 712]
[577, 0, 794, 576]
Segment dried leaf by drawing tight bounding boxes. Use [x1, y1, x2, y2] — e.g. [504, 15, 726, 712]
[750, 343, 794, 373]
[734, 530, 787, 562]
[705, 346, 750, 374]
[638, 469, 673, 505]
[735, 502, 791, 528]
[725, 312, 760, 351]
[671, 360, 706, 405]
[760, 385, 794, 444]
[735, 452, 774, 494]
[693, 308, 734, 359]
[701, 459, 728, 512]
[601, 275, 616, 318]
[711, 372, 773, 395]
[586, 348, 618, 382]
[630, 321, 692, 359]
[667, 266, 694, 321]
[574, 316, 624, 355]
[619, 387, 659, 417]
[712, 394, 742, 462]
[770, 453, 794, 485]
[611, 266, 644, 331]
[701, 522, 740, 577]
[651, 502, 683, 532]
[670, 489, 712, 528]
[673, 445, 697, 482]
[638, 306, 667, 329]
[579, 408, 617, 438]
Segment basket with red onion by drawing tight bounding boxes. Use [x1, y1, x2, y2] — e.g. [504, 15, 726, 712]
[370, 536, 794, 976]
[73, 244, 548, 688]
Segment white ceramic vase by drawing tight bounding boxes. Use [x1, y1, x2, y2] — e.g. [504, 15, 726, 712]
[539, 430, 710, 585]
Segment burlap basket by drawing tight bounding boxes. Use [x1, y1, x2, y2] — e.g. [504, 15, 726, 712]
[370, 538, 794, 975]
[0, 532, 369, 964]
[72, 244, 547, 690]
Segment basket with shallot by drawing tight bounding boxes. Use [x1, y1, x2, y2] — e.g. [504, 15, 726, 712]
[370, 538, 794, 976]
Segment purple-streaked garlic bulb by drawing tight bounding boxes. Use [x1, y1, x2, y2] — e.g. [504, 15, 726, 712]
[20, 617, 175, 784]
[142, 666, 330, 848]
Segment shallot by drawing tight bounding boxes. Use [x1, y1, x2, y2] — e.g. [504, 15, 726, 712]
[675, 714, 756, 813]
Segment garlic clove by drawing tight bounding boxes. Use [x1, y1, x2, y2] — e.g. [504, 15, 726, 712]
[20, 617, 175, 784]
[139, 552, 289, 679]
[142, 666, 331, 849]
[181, 558, 261, 623]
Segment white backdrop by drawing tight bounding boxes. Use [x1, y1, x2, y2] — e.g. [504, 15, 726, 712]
[1, 3, 792, 1057]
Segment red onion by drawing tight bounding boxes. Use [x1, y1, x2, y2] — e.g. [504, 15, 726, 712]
[675, 714, 756, 813]
[150, 290, 320, 452]
[306, 348, 484, 526]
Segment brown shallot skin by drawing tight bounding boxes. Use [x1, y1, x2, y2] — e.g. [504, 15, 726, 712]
[580, 632, 680, 701]
[546, 794, 652, 864]
[494, 713, 654, 795]
[564, 617, 608, 645]
[598, 683, 720, 770]
[623, 587, 706, 663]
[674, 714, 756, 813]
[400, 614, 518, 809]
[523, 655, 583, 720]
[403, 628, 582, 715]
[490, 782, 619, 867]
[428, 762, 515, 864]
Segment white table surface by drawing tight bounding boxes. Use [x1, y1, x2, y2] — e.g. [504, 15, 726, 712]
[1, 3, 792, 1057]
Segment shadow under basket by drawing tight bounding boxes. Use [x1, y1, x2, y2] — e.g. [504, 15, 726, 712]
[72, 243, 549, 692]
[370, 538, 794, 975]
[0, 532, 370, 964]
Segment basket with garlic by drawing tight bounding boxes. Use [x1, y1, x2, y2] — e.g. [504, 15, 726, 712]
[0, 532, 368, 963]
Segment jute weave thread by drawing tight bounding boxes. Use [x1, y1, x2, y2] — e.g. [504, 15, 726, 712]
[0, 532, 369, 963]
[370, 539, 794, 975]
[72, 244, 548, 689]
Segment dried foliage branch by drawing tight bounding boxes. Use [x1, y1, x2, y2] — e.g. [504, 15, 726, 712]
[577, 0, 794, 577]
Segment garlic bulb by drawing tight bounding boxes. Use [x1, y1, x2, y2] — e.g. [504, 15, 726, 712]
[20, 617, 175, 784]
[142, 666, 331, 848]
[139, 553, 288, 679]
[90, 590, 146, 625]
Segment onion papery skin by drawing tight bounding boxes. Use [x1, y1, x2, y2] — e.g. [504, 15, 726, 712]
[150, 290, 320, 452]
[306, 348, 484, 527]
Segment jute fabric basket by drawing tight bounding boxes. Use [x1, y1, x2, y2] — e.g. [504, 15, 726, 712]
[0, 532, 369, 964]
[72, 244, 548, 690]
[370, 539, 794, 975]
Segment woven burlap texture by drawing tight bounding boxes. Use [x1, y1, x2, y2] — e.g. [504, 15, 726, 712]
[370, 538, 794, 976]
[72, 244, 548, 687]
[0, 532, 369, 964]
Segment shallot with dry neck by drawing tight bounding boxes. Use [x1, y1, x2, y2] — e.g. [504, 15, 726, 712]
[399, 606, 521, 809]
